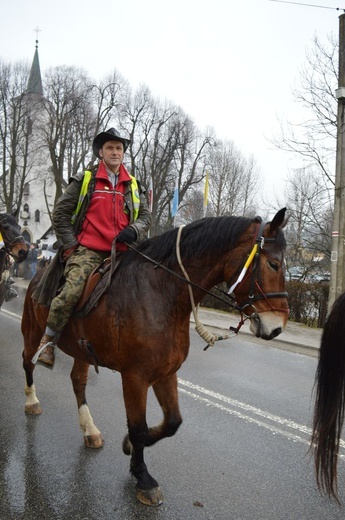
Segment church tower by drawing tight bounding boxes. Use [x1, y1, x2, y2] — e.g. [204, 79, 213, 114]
[18, 39, 56, 249]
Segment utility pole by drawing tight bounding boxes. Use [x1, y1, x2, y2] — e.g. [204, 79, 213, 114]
[329, 13, 345, 310]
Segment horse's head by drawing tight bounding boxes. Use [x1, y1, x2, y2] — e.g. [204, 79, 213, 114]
[229, 208, 289, 340]
[0, 213, 29, 262]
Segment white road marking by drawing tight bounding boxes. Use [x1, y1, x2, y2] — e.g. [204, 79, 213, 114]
[1, 308, 21, 320]
[178, 378, 345, 458]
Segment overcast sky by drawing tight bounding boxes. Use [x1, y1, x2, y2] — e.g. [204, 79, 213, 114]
[0, 0, 341, 212]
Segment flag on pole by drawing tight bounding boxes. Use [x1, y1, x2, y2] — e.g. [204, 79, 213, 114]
[148, 176, 153, 213]
[203, 171, 209, 217]
[172, 176, 179, 217]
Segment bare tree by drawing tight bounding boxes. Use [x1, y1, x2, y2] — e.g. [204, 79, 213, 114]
[0, 57, 266, 241]
[208, 140, 261, 217]
[121, 86, 213, 234]
[273, 34, 337, 186]
[177, 188, 205, 224]
[39, 66, 94, 205]
[272, 34, 338, 276]
[0, 59, 37, 212]
[284, 167, 332, 276]
[88, 69, 129, 167]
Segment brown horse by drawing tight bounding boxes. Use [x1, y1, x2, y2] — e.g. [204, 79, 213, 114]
[0, 212, 29, 307]
[311, 291, 345, 503]
[22, 209, 288, 506]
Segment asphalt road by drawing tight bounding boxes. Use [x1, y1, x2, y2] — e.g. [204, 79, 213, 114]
[1, 290, 345, 520]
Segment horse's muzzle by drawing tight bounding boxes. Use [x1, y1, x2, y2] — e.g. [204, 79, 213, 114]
[17, 248, 29, 262]
[250, 315, 283, 340]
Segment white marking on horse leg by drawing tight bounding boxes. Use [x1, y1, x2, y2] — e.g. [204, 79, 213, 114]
[78, 404, 101, 437]
[25, 384, 39, 407]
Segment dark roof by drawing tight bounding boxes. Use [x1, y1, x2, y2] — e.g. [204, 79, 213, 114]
[26, 41, 43, 96]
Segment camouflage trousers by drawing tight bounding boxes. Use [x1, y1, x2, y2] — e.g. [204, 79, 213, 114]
[46, 245, 109, 333]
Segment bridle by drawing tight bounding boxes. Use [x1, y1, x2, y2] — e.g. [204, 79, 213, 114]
[227, 219, 289, 320]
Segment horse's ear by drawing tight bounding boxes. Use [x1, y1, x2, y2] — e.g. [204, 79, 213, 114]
[270, 208, 288, 232]
[11, 208, 19, 219]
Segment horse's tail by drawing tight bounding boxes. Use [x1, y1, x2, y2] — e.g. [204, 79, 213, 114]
[311, 291, 345, 501]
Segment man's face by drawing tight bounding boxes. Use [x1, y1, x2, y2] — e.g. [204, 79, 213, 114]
[99, 140, 124, 172]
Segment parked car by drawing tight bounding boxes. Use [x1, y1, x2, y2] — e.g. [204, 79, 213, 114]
[285, 266, 330, 283]
[307, 272, 330, 283]
[285, 266, 305, 282]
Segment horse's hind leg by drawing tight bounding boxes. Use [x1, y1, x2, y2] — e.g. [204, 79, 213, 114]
[22, 288, 45, 415]
[23, 362, 42, 415]
[70, 358, 104, 449]
[23, 337, 42, 415]
[121, 373, 163, 506]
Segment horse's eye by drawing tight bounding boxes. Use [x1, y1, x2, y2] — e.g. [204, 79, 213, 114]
[268, 261, 278, 271]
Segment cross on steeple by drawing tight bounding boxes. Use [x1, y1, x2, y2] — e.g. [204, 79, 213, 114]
[33, 26, 41, 47]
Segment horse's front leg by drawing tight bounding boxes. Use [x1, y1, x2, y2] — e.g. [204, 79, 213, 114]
[147, 373, 182, 445]
[70, 358, 104, 448]
[122, 373, 163, 506]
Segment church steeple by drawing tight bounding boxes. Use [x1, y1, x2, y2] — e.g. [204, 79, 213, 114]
[26, 39, 43, 96]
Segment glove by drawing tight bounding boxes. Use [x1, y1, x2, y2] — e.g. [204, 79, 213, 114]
[116, 227, 137, 244]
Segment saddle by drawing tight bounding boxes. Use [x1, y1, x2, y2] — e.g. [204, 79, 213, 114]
[74, 254, 122, 317]
[75, 258, 111, 310]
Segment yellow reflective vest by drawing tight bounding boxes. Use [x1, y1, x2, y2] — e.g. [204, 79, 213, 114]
[72, 170, 140, 224]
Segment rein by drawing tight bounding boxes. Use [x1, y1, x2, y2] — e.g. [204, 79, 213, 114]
[125, 242, 239, 310]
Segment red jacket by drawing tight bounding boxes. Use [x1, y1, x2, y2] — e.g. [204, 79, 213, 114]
[77, 162, 130, 252]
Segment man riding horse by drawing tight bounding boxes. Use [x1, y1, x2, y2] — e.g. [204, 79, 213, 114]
[34, 127, 152, 368]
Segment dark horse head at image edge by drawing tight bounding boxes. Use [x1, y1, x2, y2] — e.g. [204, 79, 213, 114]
[0, 212, 29, 307]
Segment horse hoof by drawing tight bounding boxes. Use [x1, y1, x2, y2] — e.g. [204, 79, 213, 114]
[25, 402, 42, 415]
[84, 434, 104, 449]
[136, 486, 164, 506]
[122, 435, 133, 456]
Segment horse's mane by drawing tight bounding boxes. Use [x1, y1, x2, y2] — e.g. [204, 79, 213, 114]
[119, 215, 259, 271]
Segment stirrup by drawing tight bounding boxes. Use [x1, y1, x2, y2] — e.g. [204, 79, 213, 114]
[31, 341, 55, 365]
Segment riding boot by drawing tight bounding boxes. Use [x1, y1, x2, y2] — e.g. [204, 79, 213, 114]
[32, 333, 56, 369]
